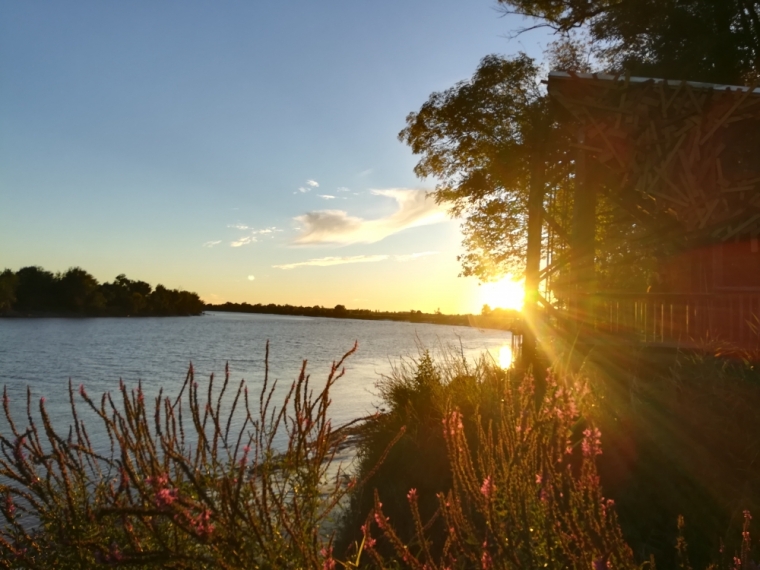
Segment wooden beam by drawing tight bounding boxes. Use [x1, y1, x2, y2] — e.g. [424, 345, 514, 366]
[571, 131, 598, 335]
[523, 145, 546, 370]
[541, 207, 571, 244]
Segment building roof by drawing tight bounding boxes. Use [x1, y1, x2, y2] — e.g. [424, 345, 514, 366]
[548, 70, 760, 96]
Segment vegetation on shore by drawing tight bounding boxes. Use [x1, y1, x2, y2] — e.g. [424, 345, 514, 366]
[0, 342, 757, 568]
[207, 301, 521, 331]
[0, 266, 204, 317]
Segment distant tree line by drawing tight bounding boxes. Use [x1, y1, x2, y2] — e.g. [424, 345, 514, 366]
[207, 301, 521, 331]
[0, 266, 204, 317]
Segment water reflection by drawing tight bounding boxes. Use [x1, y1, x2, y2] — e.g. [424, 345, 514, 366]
[498, 344, 513, 368]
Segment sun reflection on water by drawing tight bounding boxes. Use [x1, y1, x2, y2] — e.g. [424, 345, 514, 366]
[498, 344, 513, 368]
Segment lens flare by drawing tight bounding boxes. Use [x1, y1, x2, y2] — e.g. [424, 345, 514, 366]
[479, 276, 524, 312]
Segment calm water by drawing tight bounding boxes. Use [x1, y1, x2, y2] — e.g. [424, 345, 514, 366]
[0, 312, 512, 448]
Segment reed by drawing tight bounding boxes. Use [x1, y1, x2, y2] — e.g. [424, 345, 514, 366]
[0, 341, 359, 569]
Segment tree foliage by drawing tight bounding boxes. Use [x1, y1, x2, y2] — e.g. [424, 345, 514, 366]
[399, 0, 753, 290]
[399, 54, 567, 281]
[0, 270, 18, 312]
[498, 0, 760, 84]
[0, 266, 204, 316]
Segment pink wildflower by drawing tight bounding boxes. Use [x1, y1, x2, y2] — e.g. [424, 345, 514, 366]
[407, 488, 418, 502]
[240, 445, 251, 466]
[445, 410, 464, 437]
[480, 476, 493, 499]
[601, 498, 615, 517]
[535, 474, 542, 485]
[593, 556, 608, 570]
[5, 494, 15, 517]
[361, 526, 377, 549]
[320, 547, 336, 570]
[481, 549, 492, 569]
[155, 488, 178, 507]
[582, 427, 603, 457]
[193, 509, 214, 538]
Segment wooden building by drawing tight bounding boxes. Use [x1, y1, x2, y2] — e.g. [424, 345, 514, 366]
[523, 72, 760, 353]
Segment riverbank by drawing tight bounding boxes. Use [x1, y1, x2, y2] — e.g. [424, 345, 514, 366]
[206, 302, 522, 332]
[0, 309, 203, 318]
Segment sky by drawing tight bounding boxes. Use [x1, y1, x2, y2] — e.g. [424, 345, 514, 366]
[0, 1, 551, 314]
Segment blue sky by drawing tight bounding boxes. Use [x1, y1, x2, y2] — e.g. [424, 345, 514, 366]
[0, 1, 551, 313]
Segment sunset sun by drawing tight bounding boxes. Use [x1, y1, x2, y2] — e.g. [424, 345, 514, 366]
[479, 275, 525, 312]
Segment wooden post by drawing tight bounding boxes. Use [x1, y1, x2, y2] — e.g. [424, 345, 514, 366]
[571, 129, 597, 339]
[522, 145, 545, 371]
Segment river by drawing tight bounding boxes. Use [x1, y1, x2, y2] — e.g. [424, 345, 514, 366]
[0, 311, 512, 448]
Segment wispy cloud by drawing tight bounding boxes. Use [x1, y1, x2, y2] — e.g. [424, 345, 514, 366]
[395, 251, 439, 262]
[274, 254, 389, 270]
[252, 227, 279, 235]
[228, 226, 280, 247]
[291, 189, 445, 245]
[273, 251, 438, 270]
[337, 186, 350, 193]
[202, 240, 222, 248]
[297, 179, 320, 193]
[357, 168, 373, 177]
[318, 194, 336, 200]
[231, 236, 257, 247]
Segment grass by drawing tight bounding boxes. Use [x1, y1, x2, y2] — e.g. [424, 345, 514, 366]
[0, 341, 758, 568]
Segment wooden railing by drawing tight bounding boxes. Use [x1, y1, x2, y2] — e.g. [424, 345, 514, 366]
[565, 292, 760, 349]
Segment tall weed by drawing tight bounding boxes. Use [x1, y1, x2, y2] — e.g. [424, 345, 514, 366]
[342, 349, 635, 569]
[0, 342, 358, 568]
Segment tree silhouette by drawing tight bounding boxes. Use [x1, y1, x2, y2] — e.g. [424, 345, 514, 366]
[0, 267, 204, 317]
[59, 267, 104, 312]
[14, 266, 57, 311]
[0, 270, 18, 312]
[498, 0, 760, 84]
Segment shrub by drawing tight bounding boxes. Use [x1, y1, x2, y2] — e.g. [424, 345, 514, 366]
[581, 345, 760, 567]
[340, 349, 635, 569]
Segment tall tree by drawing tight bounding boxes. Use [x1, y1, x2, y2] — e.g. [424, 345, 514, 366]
[14, 266, 58, 311]
[399, 54, 565, 281]
[400, 51, 659, 291]
[498, 0, 760, 84]
[59, 267, 104, 312]
[0, 270, 18, 312]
